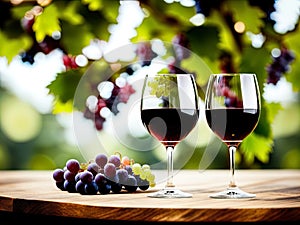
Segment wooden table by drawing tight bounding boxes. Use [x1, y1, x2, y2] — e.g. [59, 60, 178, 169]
[0, 170, 299, 224]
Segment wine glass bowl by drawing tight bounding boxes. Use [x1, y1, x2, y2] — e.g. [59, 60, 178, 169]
[205, 73, 261, 199]
[140, 74, 200, 198]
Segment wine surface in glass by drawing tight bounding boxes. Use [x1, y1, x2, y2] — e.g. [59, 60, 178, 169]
[141, 108, 199, 146]
[205, 108, 259, 143]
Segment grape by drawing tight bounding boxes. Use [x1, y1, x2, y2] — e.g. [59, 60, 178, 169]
[108, 155, 121, 167]
[53, 168, 65, 182]
[139, 181, 150, 191]
[124, 165, 133, 175]
[136, 176, 150, 191]
[87, 162, 99, 176]
[266, 48, 295, 85]
[84, 181, 98, 195]
[75, 180, 86, 194]
[110, 174, 119, 184]
[95, 153, 108, 168]
[121, 156, 130, 166]
[104, 163, 116, 178]
[56, 181, 66, 191]
[98, 183, 111, 194]
[66, 159, 80, 174]
[132, 163, 142, 175]
[116, 168, 129, 184]
[80, 171, 94, 184]
[64, 180, 76, 193]
[75, 172, 82, 183]
[64, 170, 76, 182]
[124, 175, 138, 192]
[94, 173, 106, 186]
[94, 173, 111, 194]
[142, 164, 150, 170]
[111, 182, 122, 194]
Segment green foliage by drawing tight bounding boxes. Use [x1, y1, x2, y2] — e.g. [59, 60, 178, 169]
[241, 102, 282, 164]
[241, 132, 273, 164]
[227, 0, 266, 34]
[59, 1, 85, 25]
[187, 26, 220, 61]
[0, 31, 31, 62]
[47, 69, 82, 103]
[33, 4, 61, 42]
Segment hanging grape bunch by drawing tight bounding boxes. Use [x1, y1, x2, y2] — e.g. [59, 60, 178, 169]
[266, 48, 295, 85]
[52, 153, 156, 195]
[84, 79, 135, 131]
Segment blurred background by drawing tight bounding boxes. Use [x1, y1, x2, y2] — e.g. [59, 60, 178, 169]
[0, 0, 299, 170]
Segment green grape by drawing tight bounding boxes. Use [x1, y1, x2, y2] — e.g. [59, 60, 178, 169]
[132, 163, 142, 175]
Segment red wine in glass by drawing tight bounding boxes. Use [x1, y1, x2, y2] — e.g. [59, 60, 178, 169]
[205, 73, 261, 199]
[141, 108, 199, 146]
[141, 74, 200, 198]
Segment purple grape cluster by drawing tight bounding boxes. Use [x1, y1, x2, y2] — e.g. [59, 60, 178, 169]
[266, 48, 295, 85]
[84, 82, 135, 131]
[52, 153, 154, 195]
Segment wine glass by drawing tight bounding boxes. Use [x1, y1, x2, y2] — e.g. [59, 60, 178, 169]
[205, 73, 261, 199]
[140, 74, 200, 198]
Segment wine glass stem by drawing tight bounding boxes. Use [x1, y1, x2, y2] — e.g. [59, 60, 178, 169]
[166, 146, 175, 188]
[229, 146, 237, 188]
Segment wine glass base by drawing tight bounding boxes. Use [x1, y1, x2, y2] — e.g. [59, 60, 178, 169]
[147, 188, 192, 198]
[209, 187, 256, 199]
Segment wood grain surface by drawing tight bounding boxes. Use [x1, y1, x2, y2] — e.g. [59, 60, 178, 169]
[0, 170, 299, 223]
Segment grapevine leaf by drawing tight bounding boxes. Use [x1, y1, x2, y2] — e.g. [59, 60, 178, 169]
[186, 25, 220, 61]
[227, 0, 266, 34]
[47, 70, 82, 103]
[33, 4, 61, 42]
[255, 101, 282, 141]
[60, 21, 94, 54]
[164, 2, 195, 27]
[0, 31, 32, 62]
[239, 46, 270, 91]
[59, 1, 84, 25]
[264, 102, 283, 124]
[204, 9, 240, 56]
[241, 132, 273, 164]
[181, 53, 213, 86]
[284, 24, 300, 91]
